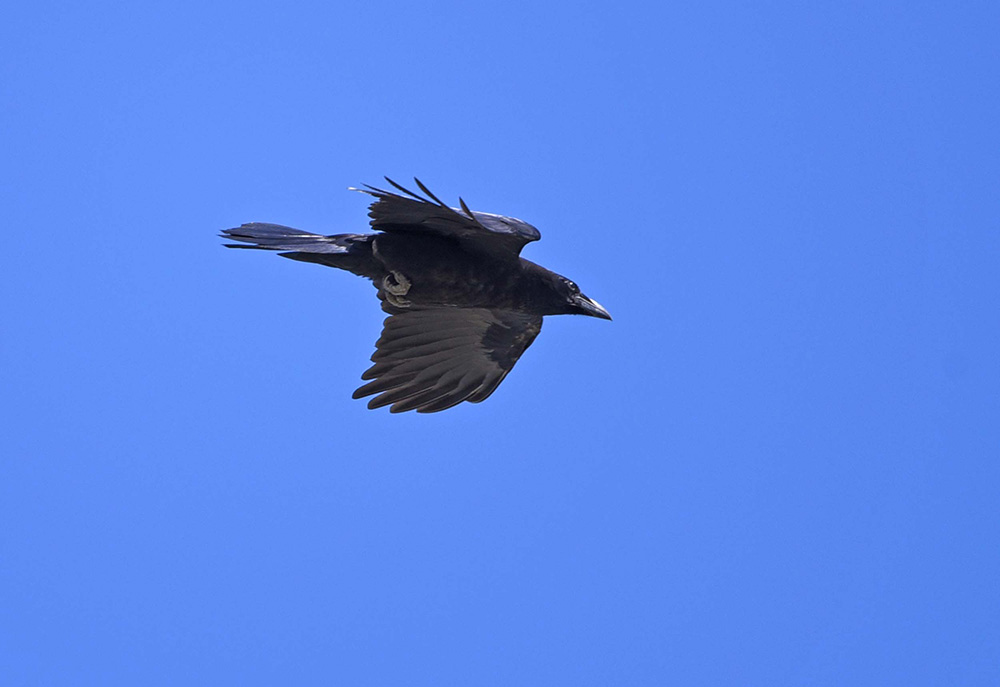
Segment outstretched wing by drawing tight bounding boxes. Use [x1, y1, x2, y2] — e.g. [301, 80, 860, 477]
[353, 307, 543, 413]
[354, 178, 541, 258]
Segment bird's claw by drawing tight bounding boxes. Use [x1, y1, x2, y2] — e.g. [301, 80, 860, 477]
[382, 271, 411, 295]
[383, 271, 412, 308]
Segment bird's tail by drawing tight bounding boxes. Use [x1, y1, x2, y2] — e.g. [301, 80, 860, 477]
[221, 223, 377, 278]
[222, 223, 363, 253]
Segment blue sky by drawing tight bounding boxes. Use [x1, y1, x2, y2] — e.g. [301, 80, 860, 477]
[2, 1, 998, 684]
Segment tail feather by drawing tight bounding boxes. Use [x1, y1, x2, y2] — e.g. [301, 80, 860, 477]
[222, 223, 378, 278]
[221, 223, 363, 253]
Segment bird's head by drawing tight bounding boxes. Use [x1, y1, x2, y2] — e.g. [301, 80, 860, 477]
[553, 276, 612, 320]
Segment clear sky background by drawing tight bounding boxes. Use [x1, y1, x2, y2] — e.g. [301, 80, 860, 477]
[2, 1, 998, 685]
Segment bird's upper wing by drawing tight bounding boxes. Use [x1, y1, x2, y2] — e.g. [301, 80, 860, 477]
[353, 307, 543, 413]
[354, 178, 541, 258]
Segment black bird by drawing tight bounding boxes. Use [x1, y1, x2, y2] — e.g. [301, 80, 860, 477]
[222, 178, 611, 413]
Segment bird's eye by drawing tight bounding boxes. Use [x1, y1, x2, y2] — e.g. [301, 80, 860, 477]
[568, 281, 579, 294]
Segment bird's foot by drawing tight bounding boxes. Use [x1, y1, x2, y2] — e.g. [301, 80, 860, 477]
[382, 271, 412, 308]
[382, 271, 411, 295]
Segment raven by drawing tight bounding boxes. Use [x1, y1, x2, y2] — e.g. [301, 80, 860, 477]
[222, 178, 611, 413]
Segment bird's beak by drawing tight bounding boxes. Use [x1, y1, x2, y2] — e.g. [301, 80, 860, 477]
[574, 293, 612, 320]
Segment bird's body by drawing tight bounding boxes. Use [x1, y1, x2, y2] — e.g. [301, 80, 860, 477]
[223, 179, 610, 413]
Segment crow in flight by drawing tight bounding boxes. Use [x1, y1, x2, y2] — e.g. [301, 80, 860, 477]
[222, 178, 611, 413]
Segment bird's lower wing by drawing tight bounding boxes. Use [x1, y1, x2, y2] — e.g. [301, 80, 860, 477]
[353, 308, 543, 413]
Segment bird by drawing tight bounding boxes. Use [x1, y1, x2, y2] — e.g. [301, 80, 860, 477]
[222, 178, 611, 413]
